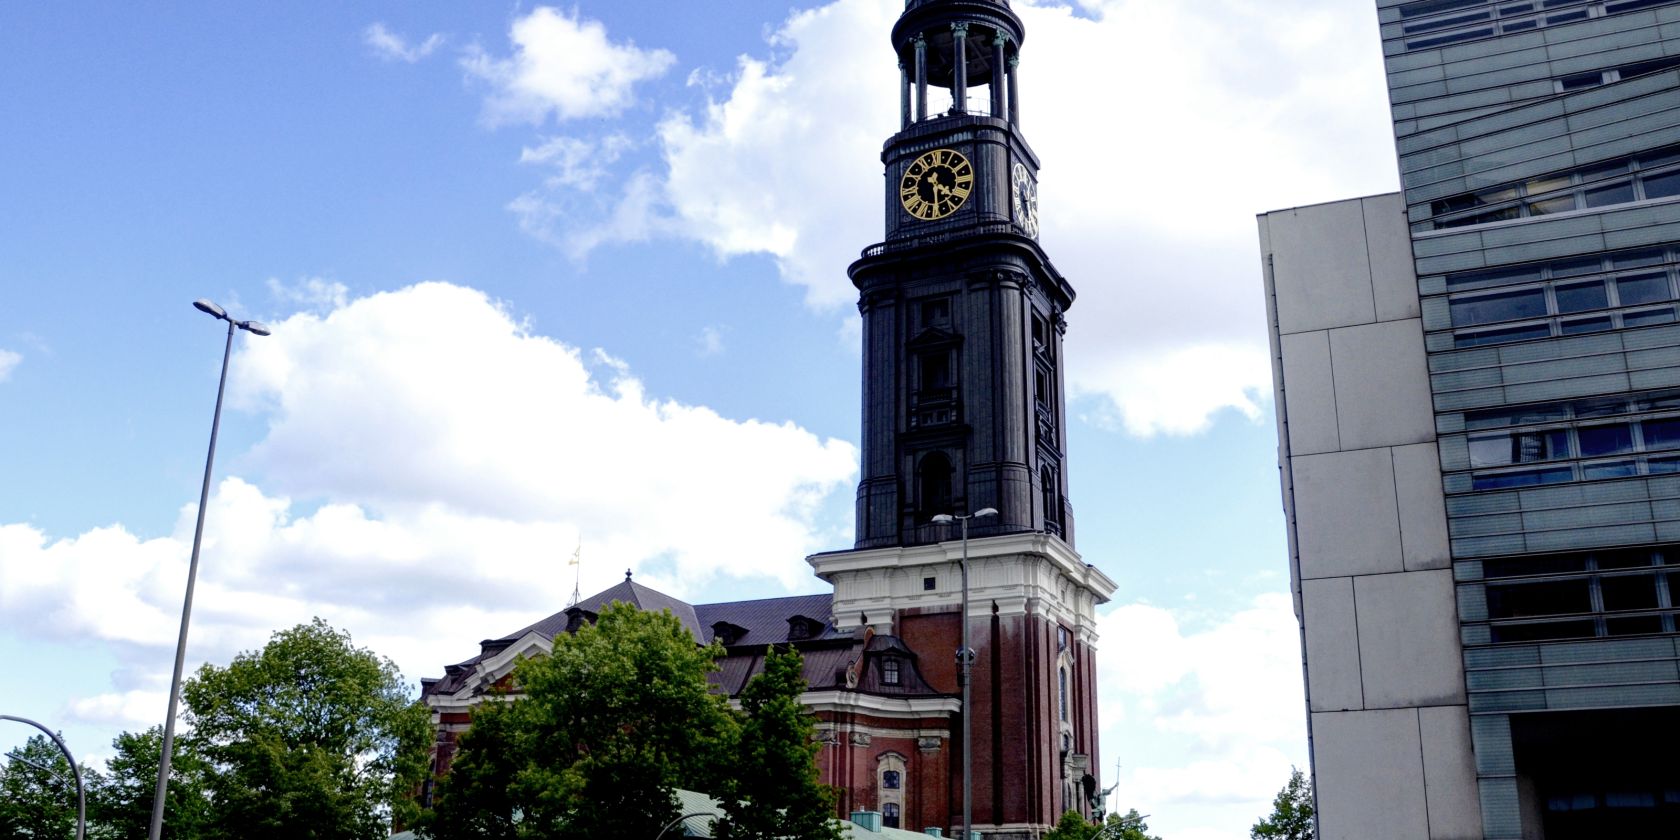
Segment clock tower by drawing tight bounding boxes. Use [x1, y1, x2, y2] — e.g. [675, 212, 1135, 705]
[809, 2, 1115, 837]
[851, 0, 1073, 550]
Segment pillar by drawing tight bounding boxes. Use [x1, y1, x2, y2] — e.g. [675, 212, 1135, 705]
[990, 32, 1007, 120]
[914, 34, 928, 122]
[951, 23, 969, 114]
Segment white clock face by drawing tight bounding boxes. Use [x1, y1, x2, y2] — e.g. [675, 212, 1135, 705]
[1012, 162, 1039, 239]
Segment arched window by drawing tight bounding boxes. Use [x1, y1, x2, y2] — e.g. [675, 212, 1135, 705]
[877, 752, 907, 826]
[882, 657, 901, 686]
[917, 452, 954, 521]
[883, 802, 901, 828]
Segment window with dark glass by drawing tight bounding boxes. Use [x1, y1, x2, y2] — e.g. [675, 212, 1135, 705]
[1451, 288, 1547, 327]
[917, 452, 954, 521]
[920, 298, 950, 329]
[882, 658, 900, 686]
[1579, 424, 1636, 457]
[883, 803, 900, 828]
[883, 770, 901, 790]
[1058, 666, 1069, 722]
[1617, 272, 1671, 305]
[919, 351, 952, 391]
[1487, 579, 1592, 619]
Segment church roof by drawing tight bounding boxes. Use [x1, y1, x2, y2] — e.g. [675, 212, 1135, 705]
[498, 575, 704, 641]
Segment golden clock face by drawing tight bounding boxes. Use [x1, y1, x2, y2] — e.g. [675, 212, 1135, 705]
[899, 149, 974, 221]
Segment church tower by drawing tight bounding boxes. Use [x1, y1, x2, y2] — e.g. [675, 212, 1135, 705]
[809, 2, 1116, 836]
[851, 0, 1074, 550]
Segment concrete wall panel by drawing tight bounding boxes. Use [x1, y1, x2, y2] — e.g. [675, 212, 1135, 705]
[1330, 320, 1436, 450]
[1419, 705, 1483, 839]
[1280, 330, 1341, 456]
[1303, 577, 1364, 712]
[1268, 200, 1379, 334]
[1356, 570, 1467, 708]
[1362, 194, 1421, 322]
[1312, 709, 1431, 840]
[1394, 442, 1451, 571]
[1292, 448, 1405, 578]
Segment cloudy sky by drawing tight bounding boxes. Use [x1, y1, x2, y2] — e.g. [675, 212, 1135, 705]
[0, 2, 1399, 837]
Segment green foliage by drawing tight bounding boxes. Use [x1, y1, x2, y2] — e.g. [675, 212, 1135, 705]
[182, 617, 432, 840]
[0, 734, 95, 840]
[1043, 808, 1162, 840]
[89, 726, 212, 840]
[715, 646, 843, 840]
[419, 699, 527, 840]
[424, 602, 738, 839]
[1250, 767, 1314, 840]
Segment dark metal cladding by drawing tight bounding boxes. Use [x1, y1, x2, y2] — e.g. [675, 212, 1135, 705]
[851, 0, 1075, 551]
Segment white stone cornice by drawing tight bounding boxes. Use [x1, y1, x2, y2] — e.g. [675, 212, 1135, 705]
[801, 689, 961, 718]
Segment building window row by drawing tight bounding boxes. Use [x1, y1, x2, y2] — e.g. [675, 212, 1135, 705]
[1440, 246, 1680, 347]
[1457, 389, 1680, 488]
[1430, 146, 1680, 231]
[1556, 53, 1680, 92]
[1395, 0, 1677, 52]
[1465, 545, 1680, 643]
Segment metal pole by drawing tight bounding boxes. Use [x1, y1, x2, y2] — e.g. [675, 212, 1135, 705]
[149, 318, 235, 840]
[1, 714, 86, 840]
[654, 812, 716, 840]
[960, 515, 972, 840]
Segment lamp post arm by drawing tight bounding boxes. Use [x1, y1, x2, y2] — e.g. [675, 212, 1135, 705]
[149, 316, 235, 840]
[654, 811, 716, 840]
[0, 714, 85, 840]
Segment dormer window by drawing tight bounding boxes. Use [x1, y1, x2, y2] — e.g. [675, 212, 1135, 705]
[712, 621, 748, 646]
[565, 609, 597, 634]
[787, 615, 820, 641]
[882, 657, 902, 686]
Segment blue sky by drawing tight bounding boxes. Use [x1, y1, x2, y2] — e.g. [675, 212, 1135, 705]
[0, 2, 1400, 837]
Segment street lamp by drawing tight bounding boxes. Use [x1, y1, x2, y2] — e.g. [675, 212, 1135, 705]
[1, 714, 86, 840]
[653, 812, 716, 840]
[148, 300, 269, 840]
[930, 506, 997, 840]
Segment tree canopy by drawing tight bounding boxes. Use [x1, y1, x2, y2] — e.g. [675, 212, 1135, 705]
[181, 617, 432, 840]
[0, 733, 90, 840]
[715, 645, 843, 840]
[1043, 808, 1163, 840]
[1251, 767, 1314, 840]
[89, 726, 212, 840]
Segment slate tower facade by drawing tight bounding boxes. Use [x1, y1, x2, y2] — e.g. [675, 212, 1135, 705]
[850, 0, 1076, 551]
[811, 1, 1117, 836]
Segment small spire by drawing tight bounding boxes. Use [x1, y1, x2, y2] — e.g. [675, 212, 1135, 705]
[625, 568, 633, 581]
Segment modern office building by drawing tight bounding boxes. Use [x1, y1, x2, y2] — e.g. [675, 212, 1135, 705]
[423, 2, 1117, 836]
[1261, 2, 1680, 838]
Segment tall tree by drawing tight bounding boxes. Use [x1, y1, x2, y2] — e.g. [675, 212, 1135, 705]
[89, 726, 212, 840]
[182, 618, 432, 840]
[715, 646, 842, 840]
[1251, 767, 1314, 840]
[0, 733, 95, 840]
[507, 602, 737, 839]
[418, 697, 527, 840]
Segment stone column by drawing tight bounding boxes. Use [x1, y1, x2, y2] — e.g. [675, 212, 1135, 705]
[990, 31, 1007, 120]
[901, 62, 912, 130]
[951, 23, 969, 113]
[914, 34, 928, 122]
[1007, 55, 1020, 127]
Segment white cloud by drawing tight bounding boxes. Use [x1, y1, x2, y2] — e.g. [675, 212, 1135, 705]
[266, 276, 349, 312]
[0, 349, 20, 381]
[364, 22, 445, 63]
[1095, 594, 1307, 837]
[0, 281, 856, 714]
[464, 7, 676, 125]
[519, 133, 634, 191]
[697, 325, 726, 356]
[524, 0, 1395, 434]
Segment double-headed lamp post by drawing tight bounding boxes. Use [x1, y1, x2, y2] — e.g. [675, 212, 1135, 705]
[148, 300, 269, 840]
[931, 506, 997, 840]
